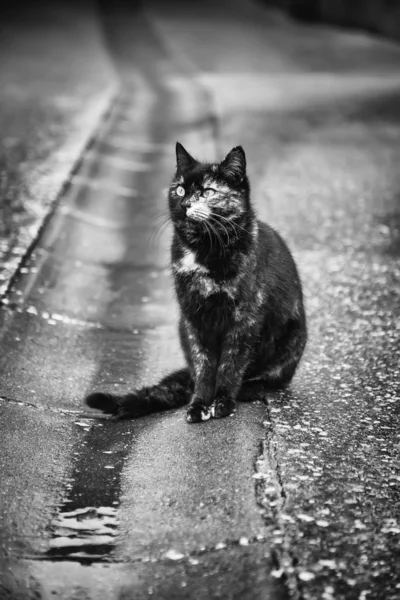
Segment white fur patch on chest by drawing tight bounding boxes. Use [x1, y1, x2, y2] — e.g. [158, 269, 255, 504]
[173, 248, 209, 276]
[192, 274, 238, 299]
[173, 249, 239, 299]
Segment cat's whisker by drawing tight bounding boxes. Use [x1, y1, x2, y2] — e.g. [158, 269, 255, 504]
[209, 212, 250, 238]
[215, 217, 231, 246]
[214, 211, 247, 232]
[206, 218, 226, 258]
[206, 219, 221, 255]
[146, 212, 172, 240]
[189, 211, 217, 252]
[208, 215, 231, 251]
[208, 213, 234, 239]
[203, 220, 214, 252]
[148, 215, 173, 248]
[148, 213, 171, 233]
[221, 217, 249, 236]
[147, 209, 171, 226]
[189, 211, 217, 253]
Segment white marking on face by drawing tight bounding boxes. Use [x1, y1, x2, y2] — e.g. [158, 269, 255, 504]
[186, 203, 211, 221]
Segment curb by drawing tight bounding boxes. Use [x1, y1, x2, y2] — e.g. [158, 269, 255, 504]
[0, 83, 120, 300]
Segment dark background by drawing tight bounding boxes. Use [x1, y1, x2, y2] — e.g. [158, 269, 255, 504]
[262, 0, 400, 39]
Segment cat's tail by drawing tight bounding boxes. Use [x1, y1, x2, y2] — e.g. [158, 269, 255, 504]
[85, 368, 193, 420]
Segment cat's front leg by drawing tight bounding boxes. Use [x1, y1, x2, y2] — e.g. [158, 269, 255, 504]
[213, 331, 252, 419]
[183, 323, 217, 423]
[186, 353, 217, 423]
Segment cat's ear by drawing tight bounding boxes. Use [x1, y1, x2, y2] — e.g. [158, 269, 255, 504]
[220, 146, 246, 181]
[176, 142, 197, 173]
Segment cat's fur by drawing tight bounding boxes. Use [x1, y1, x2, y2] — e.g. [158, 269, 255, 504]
[86, 143, 307, 422]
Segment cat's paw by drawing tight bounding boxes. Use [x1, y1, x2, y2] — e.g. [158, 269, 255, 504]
[186, 403, 211, 423]
[214, 397, 236, 419]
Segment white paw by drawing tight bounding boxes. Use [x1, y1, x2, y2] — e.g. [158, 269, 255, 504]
[200, 410, 211, 421]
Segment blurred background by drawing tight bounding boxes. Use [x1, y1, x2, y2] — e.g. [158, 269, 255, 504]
[1, 0, 399, 287]
[264, 0, 400, 38]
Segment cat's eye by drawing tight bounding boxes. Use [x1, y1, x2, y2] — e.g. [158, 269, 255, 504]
[203, 188, 216, 198]
[176, 185, 185, 197]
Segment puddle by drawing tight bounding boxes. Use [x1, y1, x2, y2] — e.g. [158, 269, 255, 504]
[46, 420, 134, 562]
[48, 505, 119, 560]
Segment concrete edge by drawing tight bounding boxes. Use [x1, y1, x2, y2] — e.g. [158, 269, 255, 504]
[0, 82, 120, 300]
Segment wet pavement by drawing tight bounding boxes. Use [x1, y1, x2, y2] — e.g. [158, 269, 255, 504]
[0, 0, 117, 295]
[1, 0, 400, 599]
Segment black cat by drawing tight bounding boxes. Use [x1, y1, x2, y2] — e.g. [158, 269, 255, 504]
[86, 143, 307, 423]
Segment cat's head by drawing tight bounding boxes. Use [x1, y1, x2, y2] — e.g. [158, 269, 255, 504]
[168, 143, 251, 238]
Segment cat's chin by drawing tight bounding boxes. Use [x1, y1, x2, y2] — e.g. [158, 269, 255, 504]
[177, 218, 205, 237]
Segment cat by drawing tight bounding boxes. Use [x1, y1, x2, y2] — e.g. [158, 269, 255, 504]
[85, 142, 307, 423]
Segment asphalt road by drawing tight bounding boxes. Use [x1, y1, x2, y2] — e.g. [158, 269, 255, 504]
[1, 1, 400, 599]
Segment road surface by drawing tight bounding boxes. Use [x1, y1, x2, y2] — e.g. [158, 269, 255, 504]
[1, 1, 400, 598]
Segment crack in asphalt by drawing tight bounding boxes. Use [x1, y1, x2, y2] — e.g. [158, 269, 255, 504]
[257, 399, 303, 600]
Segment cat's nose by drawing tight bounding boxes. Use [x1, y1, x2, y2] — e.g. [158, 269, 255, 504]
[181, 198, 191, 208]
